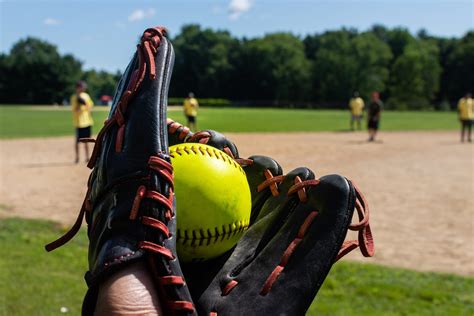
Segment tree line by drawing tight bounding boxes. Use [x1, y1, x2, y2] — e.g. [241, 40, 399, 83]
[1, 24, 472, 109]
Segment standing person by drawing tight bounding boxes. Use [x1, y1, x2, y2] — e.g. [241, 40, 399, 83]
[183, 92, 199, 131]
[349, 91, 365, 131]
[71, 80, 94, 163]
[367, 91, 383, 142]
[457, 92, 473, 143]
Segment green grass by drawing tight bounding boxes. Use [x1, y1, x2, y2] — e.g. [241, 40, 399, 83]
[0, 105, 459, 139]
[1, 218, 472, 315]
[0, 218, 88, 315]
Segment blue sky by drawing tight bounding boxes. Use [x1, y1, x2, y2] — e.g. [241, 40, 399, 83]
[1, 0, 473, 72]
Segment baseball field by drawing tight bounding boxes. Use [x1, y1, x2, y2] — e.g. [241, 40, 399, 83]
[0, 106, 473, 315]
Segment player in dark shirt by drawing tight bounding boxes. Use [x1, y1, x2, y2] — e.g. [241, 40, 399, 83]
[367, 91, 383, 142]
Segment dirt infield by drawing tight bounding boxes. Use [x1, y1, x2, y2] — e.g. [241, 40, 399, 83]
[0, 131, 472, 276]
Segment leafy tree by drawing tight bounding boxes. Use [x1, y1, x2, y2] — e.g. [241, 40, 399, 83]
[388, 40, 441, 109]
[170, 24, 237, 98]
[0, 54, 8, 102]
[232, 33, 311, 102]
[2, 37, 82, 104]
[385, 28, 416, 62]
[352, 33, 392, 98]
[82, 69, 121, 101]
[445, 31, 474, 101]
[312, 30, 391, 103]
[435, 37, 459, 103]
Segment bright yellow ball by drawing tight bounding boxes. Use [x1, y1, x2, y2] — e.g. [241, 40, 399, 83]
[169, 143, 251, 262]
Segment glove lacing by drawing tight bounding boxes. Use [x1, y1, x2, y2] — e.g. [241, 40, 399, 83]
[45, 27, 195, 314]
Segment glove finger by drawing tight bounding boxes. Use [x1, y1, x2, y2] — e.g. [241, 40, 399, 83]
[242, 155, 283, 225]
[196, 167, 314, 313]
[198, 169, 364, 315]
[167, 119, 193, 146]
[187, 129, 240, 159]
[47, 28, 197, 315]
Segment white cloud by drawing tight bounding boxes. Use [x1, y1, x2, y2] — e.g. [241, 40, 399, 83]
[43, 18, 60, 26]
[128, 8, 156, 22]
[228, 0, 253, 20]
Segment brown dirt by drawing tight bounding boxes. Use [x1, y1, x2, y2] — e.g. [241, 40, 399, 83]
[0, 131, 473, 276]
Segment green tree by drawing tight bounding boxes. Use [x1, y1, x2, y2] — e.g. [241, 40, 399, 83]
[352, 33, 392, 98]
[445, 31, 474, 101]
[388, 40, 442, 109]
[170, 24, 237, 98]
[2, 37, 82, 104]
[234, 33, 311, 102]
[82, 69, 120, 101]
[312, 30, 391, 103]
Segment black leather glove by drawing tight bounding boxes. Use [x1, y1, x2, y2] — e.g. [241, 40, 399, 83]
[166, 120, 374, 315]
[46, 27, 197, 316]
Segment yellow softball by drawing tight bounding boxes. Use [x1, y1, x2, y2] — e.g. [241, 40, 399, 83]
[169, 143, 251, 262]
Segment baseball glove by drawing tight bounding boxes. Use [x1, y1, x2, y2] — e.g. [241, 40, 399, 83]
[45, 27, 197, 315]
[167, 120, 374, 315]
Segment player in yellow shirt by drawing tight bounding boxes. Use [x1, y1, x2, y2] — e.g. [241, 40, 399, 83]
[457, 93, 473, 143]
[183, 92, 199, 131]
[349, 91, 365, 131]
[71, 80, 94, 163]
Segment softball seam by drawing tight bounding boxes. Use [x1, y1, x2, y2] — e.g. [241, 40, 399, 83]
[176, 219, 250, 247]
[169, 144, 245, 175]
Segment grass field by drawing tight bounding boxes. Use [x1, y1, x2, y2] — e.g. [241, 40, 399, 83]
[0, 218, 472, 315]
[0, 105, 459, 139]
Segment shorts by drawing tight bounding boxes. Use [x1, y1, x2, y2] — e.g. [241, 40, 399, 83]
[367, 119, 379, 130]
[186, 115, 196, 124]
[76, 126, 91, 142]
[351, 114, 362, 121]
[461, 119, 473, 128]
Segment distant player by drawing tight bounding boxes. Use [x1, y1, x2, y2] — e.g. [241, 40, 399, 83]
[457, 92, 473, 142]
[349, 91, 365, 131]
[183, 92, 199, 131]
[71, 80, 94, 163]
[367, 91, 383, 142]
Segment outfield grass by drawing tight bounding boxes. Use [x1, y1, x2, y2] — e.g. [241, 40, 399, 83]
[0, 105, 459, 139]
[0, 218, 472, 315]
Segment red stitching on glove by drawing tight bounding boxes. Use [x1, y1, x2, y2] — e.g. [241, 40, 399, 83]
[167, 119, 192, 141]
[167, 301, 195, 312]
[260, 211, 318, 295]
[223, 146, 234, 158]
[130, 185, 147, 220]
[257, 170, 284, 196]
[287, 179, 320, 202]
[146, 190, 174, 220]
[87, 27, 165, 168]
[139, 241, 174, 260]
[221, 280, 238, 296]
[235, 158, 253, 166]
[159, 276, 185, 286]
[148, 156, 174, 188]
[336, 181, 375, 260]
[141, 216, 169, 238]
[188, 131, 211, 144]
